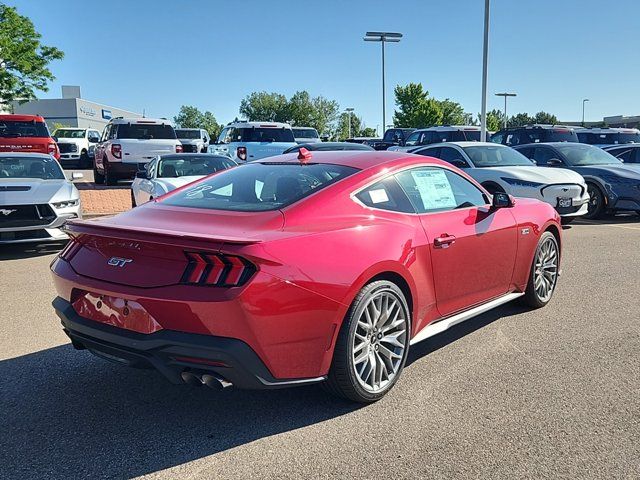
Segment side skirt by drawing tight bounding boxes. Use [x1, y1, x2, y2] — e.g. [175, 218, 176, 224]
[409, 292, 524, 346]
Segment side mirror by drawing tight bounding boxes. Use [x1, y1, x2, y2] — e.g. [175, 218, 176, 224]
[52, 136, 58, 143]
[136, 170, 148, 179]
[451, 159, 468, 168]
[71, 172, 84, 180]
[547, 158, 563, 167]
[89, 137, 98, 143]
[492, 192, 514, 209]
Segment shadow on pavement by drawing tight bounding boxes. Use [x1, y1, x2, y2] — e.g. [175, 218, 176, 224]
[0, 242, 66, 260]
[574, 213, 639, 225]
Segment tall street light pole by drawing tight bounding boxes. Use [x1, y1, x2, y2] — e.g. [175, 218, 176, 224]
[364, 31, 402, 136]
[495, 92, 516, 129]
[480, 0, 490, 142]
[582, 99, 589, 126]
[345, 108, 354, 138]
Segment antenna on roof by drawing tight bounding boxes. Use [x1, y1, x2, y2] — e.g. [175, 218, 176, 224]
[142, 108, 146, 118]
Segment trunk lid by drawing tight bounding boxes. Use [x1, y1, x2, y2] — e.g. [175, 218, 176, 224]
[119, 139, 178, 164]
[64, 204, 284, 288]
[0, 138, 49, 155]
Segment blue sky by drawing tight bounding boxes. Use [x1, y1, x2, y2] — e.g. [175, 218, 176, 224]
[10, 0, 640, 131]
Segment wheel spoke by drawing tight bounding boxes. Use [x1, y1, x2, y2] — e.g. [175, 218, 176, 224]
[380, 330, 405, 348]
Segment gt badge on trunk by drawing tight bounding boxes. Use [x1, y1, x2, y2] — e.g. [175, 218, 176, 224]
[108, 257, 133, 268]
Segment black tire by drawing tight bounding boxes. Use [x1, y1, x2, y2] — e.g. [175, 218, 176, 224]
[521, 231, 560, 309]
[584, 182, 605, 219]
[93, 164, 105, 185]
[560, 217, 575, 225]
[131, 191, 137, 207]
[80, 150, 91, 168]
[324, 280, 411, 403]
[104, 161, 117, 186]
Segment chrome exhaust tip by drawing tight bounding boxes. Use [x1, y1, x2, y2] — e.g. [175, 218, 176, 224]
[202, 373, 233, 390]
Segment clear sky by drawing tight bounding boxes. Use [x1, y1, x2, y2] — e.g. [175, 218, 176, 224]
[9, 0, 640, 131]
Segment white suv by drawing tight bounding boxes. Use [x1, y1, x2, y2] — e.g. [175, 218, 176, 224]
[176, 128, 210, 153]
[209, 121, 297, 162]
[94, 117, 182, 185]
[53, 127, 101, 168]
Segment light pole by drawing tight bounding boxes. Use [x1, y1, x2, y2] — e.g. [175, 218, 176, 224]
[364, 31, 402, 136]
[495, 92, 516, 129]
[480, 0, 490, 142]
[582, 99, 589, 126]
[345, 108, 354, 138]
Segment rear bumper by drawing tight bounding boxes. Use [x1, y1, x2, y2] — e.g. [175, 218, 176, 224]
[53, 297, 326, 390]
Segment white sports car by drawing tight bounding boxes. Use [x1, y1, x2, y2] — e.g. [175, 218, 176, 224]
[411, 142, 589, 222]
[0, 152, 82, 244]
[131, 153, 237, 206]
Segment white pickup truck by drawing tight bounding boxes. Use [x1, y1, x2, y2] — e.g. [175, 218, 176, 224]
[53, 127, 101, 168]
[209, 121, 297, 162]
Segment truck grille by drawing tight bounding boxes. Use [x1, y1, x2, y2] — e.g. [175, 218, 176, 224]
[0, 204, 56, 228]
[58, 143, 78, 154]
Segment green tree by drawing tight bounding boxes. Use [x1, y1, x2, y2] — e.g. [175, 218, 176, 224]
[239, 91, 289, 123]
[287, 91, 314, 127]
[508, 112, 535, 127]
[360, 127, 377, 137]
[480, 109, 503, 131]
[0, 3, 64, 108]
[533, 111, 558, 125]
[437, 98, 466, 125]
[334, 111, 363, 140]
[309, 95, 339, 135]
[393, 83, 443, 128]
[173, 105, 221, 139]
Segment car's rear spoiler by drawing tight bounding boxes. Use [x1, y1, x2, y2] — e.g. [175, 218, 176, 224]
[63, 219, 261, 249]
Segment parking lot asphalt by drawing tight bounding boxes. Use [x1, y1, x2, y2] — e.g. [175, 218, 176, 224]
[0, 219, 638, 479]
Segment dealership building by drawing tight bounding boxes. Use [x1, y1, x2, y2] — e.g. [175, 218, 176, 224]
[11, 86, 141, 132]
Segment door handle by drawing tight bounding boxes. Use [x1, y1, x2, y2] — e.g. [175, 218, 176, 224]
[434, 234, 456, 248]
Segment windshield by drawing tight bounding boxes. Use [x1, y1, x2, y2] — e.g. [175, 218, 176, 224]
[577, 131, 640, 144]
[240, 128, 295, 143]
[0, 156, 64, 179]
[117, 123, 177, 140]
[54, 129, 86, 139]
[556, 144, 621, 166]
[162, 162, 358, 211]
[175, 129, 201, 139]
[464, 145, 534, 167]
[0, 120, 50, 138]
[292, 128, 319, 139]
[157, 155, 236, 178]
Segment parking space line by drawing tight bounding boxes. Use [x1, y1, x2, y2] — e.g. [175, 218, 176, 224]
[576, 221, 640, 231]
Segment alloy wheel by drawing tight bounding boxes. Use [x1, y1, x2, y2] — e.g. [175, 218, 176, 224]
[533, 237, 559, 302]
[587, 184, 601, 217]
[352, 289, 408, 393]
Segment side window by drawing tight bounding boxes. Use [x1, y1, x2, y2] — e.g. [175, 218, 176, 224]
[518, 147, 534, 160]
[632, 149, 640, 163]
[355, 176, 414, 213]
[101, 125, 111, 142]
[438, 147, 470, 168]
[108, 124, 118, 140]
[146, 158, 157, 178]
[533, 147, 558, 166]
[395, 167, 487, 214]
[414, 147, 440, 158]
[613, 149, 633, 162]
[217, 127, 230, 144]
[420, 131, 435, 145]
[404, 131, 420, 146]
[491, 132, 503, 144]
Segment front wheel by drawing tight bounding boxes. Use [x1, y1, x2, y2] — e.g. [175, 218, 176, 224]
[584, 183, 605, 219]
[324, 280, 410, 403]
[93, 164, 105, 184]
[522, 231, 560, 309]
[80, 150, 91, 168]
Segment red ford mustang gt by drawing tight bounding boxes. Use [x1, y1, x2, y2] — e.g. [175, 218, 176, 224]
[51, 150, 562, 402]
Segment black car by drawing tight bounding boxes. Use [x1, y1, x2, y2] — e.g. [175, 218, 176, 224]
[603, 144, 640, 163]
[492, 125, 578, 146]
[282, 142, 374, 154]
[514, 142, 640, 219]
[368, 128, 416, 150]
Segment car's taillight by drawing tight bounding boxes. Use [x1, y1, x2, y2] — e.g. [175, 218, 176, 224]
[176, 144, 183, 153]
[59, 239, 82, 261]
[48, 142, 58, 156]
[237, 146, 247, 161]
[180, 251, 256, 287]
[111, 144, 122, 159]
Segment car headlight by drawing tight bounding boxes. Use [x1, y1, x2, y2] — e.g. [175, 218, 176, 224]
[52, 199, 80, 209]
[500, 177, 544, 188]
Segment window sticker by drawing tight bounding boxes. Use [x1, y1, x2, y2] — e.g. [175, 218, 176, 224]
[368, 188, 389, 204]
[411, 170, 456, 210]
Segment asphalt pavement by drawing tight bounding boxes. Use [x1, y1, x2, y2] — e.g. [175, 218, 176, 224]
[0, 219, 638, 479]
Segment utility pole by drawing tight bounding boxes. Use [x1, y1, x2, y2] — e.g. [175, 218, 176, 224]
[495, 92, 516, 129]
[480, 0, 490, 142]
[582, 99, 589, 126]
[345, 108, 354, 138]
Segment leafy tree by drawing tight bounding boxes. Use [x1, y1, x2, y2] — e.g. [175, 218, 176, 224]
[334, 111, 363, 140]
[533, 111, 558, 125]
[287, 91, 314, 127]
[173, 105, 221, 139]
[508, 112, 535, 127]
[0, 3, 64, 108]
[51, 122, 71, 132]
[393, 83, 443, 128]
[360, 127, 377, 137]
[239, 91, 289, 123]
[309, 95, 339, 135]
[480, 109, 503, 131]
[437, 98, 466, 125]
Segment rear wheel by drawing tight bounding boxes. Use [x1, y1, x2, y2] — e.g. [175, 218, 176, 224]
[324, 280, 410, 403]
[104, 161, 117, 186]
[522, 231, 559, 309]
[93, 162, 105, 185]
[584, 182, 605, 219]
[131, 191, 137, 207]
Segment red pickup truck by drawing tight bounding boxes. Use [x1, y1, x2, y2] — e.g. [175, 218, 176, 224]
[0, 114, 60, 159]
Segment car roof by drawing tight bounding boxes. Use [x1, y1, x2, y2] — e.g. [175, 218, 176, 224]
[226, 121, 292, 129]
[158, 153, 232, 160]
[291, 126, 318, 130]
[175, 127, 202, 131]
[0, 114, 47, 122]
[110, 117, 172, 125]
[603, 144, 640, 149]
[418, 141, 498, 148]
[501, 124, 575, 131]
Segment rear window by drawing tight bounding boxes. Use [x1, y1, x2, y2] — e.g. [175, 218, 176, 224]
[176, 129, 201, 139]
[157, 155, 236, 178]
[0, 156, 64, 179]
[531, 129, 578, 143]
[292, 128, 319, 139]
[162, 162, 358, 211]
[577, 132, 640, 145]
[117, 123, 177, 140]
[239, 127, 295, 143]
[0, 120, 50, 138]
